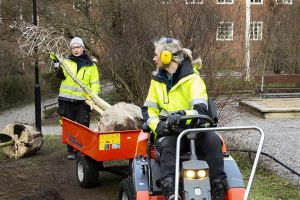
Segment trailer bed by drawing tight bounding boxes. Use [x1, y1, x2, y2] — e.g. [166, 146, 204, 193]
[62, 117, 141, 162]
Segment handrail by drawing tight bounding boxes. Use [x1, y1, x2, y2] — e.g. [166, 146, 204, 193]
[174, 126, 264, 200]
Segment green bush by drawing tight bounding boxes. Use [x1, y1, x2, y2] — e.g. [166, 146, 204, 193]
[0, 75, 34, 110]
[0, 72, 61, 111]
[41, 72, 61, 95]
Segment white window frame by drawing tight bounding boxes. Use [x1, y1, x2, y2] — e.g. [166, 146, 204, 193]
[186, 0, 203, 4]
[276, 0, 292, 4]
[217, 0, 234, 4]
[250, 21, 263, 41]
[251, 0, 263, 4]
[216, 21, 234, 41]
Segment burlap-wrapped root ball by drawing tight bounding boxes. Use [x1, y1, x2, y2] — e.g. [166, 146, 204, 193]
[97, 102, 143, 132]
[0, 123, 43, 159]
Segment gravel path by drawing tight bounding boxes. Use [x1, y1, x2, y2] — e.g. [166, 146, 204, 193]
[0, 98, 299, 185]
[0, 98, 58, 129]
[0, 98, 98, 134]
[224, 102, 300, 185]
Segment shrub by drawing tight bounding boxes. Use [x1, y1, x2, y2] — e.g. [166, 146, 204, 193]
[0, 75, 34, 111]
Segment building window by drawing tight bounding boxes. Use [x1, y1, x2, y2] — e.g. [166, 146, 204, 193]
[186, 0, 203, 4]
[216, 22, 234, 41]
[276, 0, 292, 4]
[217, 0, 234, 4]
[251, 0, 263, 4]
[250, 22, 263, 40]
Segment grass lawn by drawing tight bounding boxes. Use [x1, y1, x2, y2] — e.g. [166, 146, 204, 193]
[233, 152, 300, 200]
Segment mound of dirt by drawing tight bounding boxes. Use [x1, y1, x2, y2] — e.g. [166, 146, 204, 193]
[0, 136, 122, 200]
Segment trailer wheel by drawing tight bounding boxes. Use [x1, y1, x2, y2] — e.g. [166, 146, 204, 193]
[119, 177, 135, 200]
[127, 158, 133, 176]
[76, 154, 98, 188]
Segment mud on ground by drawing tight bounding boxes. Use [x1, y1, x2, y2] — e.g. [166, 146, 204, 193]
[0, 136, 123, 200]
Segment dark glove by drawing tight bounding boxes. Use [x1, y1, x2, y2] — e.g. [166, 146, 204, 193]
[155, 121, 170, 137]
[173, 110, 186, 116]
[167, 111, 186, 134]
[167, 113, 182, 131]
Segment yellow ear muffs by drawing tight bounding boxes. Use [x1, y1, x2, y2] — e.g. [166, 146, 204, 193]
[160, 50, 172, 65]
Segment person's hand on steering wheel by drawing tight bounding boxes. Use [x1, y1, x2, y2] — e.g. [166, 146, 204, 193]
[167, 110, 186, 134]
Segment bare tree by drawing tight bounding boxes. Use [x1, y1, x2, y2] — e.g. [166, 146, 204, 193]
[254, 3, 300, 75]
[37, 0, 231, 105]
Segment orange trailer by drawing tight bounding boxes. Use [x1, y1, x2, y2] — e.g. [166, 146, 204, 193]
[61, 117, 142, 188]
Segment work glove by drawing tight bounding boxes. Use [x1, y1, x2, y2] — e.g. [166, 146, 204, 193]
[50, 52, 59, 63]
[155, 120, 170, 137]
[85, 93, 92, 101]
[155, 111, 186, 137]
[50, 52, 60, 70]
[173, 110, 186, 116]
[167, 110, 186, 128]
[167, 114, 182, 128]
[167, 113, 182, 131]
[167, 111, 187, 134]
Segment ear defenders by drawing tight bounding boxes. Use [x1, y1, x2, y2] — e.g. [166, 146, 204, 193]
[160, 38, 174, 65]
[160, 50, 172, 65]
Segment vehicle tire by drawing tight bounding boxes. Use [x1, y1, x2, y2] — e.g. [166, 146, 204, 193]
[119, 177, 136, 200]
[76, 154, 99, 188]
[127, 158, 133, 176]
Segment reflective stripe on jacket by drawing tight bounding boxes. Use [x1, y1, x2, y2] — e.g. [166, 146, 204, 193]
[59, 59, 100, 101]
[142, 59, 208, 136]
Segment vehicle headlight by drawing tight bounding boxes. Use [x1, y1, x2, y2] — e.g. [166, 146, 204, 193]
[197, 169, 208, 179]
[185, 170, 196, 179]
[184, 169, 208, 179]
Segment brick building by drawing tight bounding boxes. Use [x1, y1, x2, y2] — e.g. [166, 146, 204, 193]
[182, 0, 296, 70]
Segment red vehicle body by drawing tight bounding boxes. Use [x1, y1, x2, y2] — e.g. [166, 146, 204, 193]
[61, 117, 142, 188]
[132, 130, 246, 200]
[62, 117, 141, 161]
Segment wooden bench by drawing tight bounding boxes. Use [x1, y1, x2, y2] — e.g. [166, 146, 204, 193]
[255, 74, 300, 98]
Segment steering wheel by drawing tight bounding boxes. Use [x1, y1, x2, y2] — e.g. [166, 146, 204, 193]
[177, 114, 215, 129]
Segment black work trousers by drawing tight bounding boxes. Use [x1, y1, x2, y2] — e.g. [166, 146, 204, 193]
[57, 100, 91, 152]
[155, 131, 226, 181]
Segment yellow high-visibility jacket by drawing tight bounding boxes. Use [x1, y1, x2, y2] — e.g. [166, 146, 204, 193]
[142, 59, 208, 136]
[58, 56, 100, 101]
